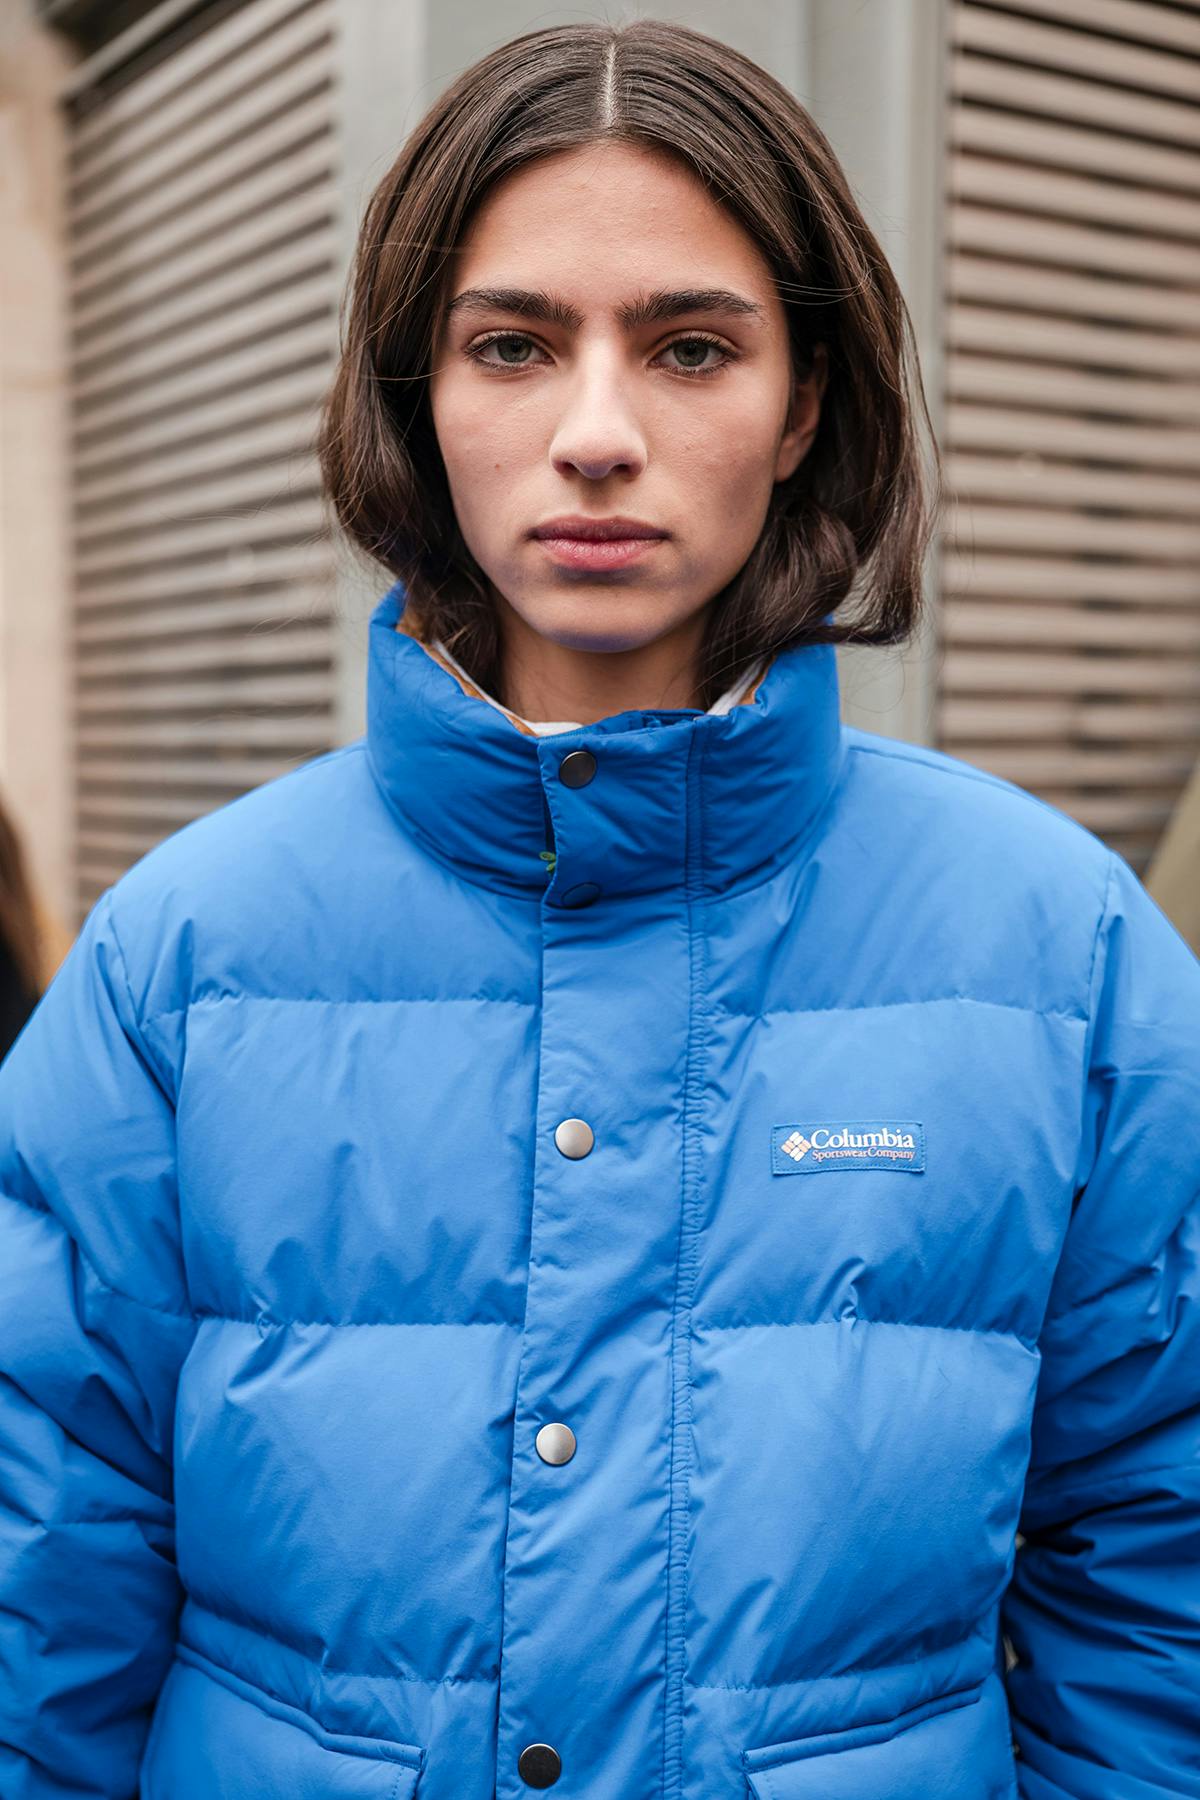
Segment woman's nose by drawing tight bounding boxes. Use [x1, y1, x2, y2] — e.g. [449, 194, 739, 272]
[547, 353, 648, 480]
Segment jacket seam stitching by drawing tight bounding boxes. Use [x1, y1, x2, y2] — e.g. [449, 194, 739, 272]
[744, 1676, 984, 1767]
[211, 1313, 513, 1328]
[135, 990, 538, 1032]
[688, 1626, 988, 1690]
[717, 995, 1088, 1025]
[103, 889, 176, 1098]
[691, 1317, 1038, 1350]
[1072, 850, 1117, 1201]
[193, 1314, 1032, 1340]
[173, 1642, 424, 1775]
[135, 989, 1088, 1034]
[182, 1594, 495, 1685]
[663, 723, 708, 1800]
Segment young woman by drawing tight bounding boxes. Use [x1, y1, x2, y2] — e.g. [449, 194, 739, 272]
[1, 21, 1197, 1800]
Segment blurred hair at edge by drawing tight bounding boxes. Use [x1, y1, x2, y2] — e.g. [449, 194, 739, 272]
[0, 793, 66, 1019]
[315, 18, 943, 712]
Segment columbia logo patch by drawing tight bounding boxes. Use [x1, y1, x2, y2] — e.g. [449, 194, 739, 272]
[772, 1120, 925, 1175]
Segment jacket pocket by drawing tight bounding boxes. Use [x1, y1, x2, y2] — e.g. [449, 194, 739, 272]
[742, 1676, 985, 1799]
[141, 1645, 426, 1799]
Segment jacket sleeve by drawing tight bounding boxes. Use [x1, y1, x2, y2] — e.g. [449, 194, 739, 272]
[1001, 848, 1200, 1799]
[0, 888, 196, 1799]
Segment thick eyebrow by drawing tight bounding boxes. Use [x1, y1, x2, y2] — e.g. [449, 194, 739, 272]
[443, 286, 766, 331]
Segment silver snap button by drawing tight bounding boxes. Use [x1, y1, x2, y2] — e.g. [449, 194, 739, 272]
[535, 1422, 577, 1465]
[554, 1117, 594, 1159]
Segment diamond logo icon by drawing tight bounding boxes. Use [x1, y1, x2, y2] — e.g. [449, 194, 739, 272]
[781, 1130, 812, 1161]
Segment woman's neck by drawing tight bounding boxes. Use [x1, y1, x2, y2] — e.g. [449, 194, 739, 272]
[489, 589, 710, 724]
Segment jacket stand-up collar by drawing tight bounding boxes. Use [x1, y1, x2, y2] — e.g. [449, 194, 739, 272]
[365, 578, 846, 904]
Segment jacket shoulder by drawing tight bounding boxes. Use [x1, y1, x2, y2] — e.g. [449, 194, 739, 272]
[96, 742, 385, 1046]
[843, 725, 1114, 895]
[837, 727, 1123, 1022]
[109, 741, 370, 898]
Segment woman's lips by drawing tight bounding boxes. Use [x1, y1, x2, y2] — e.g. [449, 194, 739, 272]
[534, 535, 666, 571]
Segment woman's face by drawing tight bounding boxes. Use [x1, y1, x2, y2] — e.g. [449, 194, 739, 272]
[429, 139, 824, 663]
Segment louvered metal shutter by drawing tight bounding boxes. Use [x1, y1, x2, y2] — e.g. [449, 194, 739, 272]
[64, 0, 340, 918]
[939, 0, 1200, 875]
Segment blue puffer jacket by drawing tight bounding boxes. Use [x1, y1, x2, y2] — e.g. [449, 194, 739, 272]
[1, 579, 1198, 1800]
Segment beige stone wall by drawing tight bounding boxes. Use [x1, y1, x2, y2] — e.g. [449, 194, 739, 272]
[0, 0, 75, 959]
[1146, 765, 1200, 958]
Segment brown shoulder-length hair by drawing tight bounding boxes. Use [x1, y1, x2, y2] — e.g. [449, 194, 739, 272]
[317, 18, 942, 711]
[0, 796, 52, 1003]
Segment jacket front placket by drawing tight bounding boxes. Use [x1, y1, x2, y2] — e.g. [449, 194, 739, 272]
[492, 719, 706, 1800]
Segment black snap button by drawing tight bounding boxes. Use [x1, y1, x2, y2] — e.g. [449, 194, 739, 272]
[559, 882, 601, 908]
[558, 749, 596, 788]
[518, 1742, 562, 1787]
